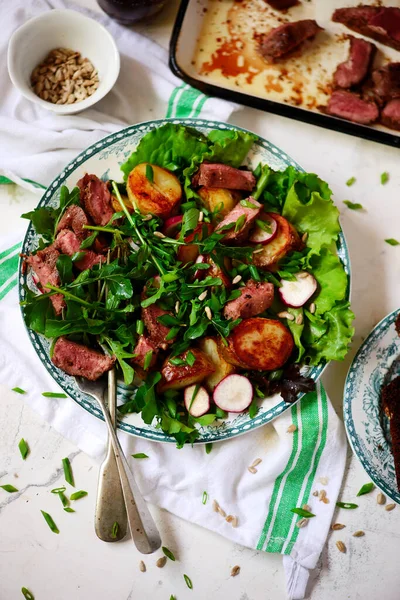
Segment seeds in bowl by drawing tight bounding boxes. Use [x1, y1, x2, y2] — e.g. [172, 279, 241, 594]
[30, 48, 99, 105]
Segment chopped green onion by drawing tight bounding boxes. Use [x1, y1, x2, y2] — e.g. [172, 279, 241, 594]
[64, 507, 75, 513]
[166, 326, 180, 341]
[215, 407, 228, 419]
[381, 171, 389, 185]
[70, 490, 88, 501]
[202, 491, 208, 505]
[111, 521, 119, 539]
[41, 510, 59, 534]
[136, 320, 144, 335]
[51, 487, 68, 506]
[336, 502, 358, 509]
[62, 457, 74, 487]
[234, 214, 246, 233]
[143, 350, 153, 371]
[240, 199, 257, 209]
[343, 200, 363, 210]
[186, 350, 196, 367]
[146, 164, 154, 183]
[12, 387, 26, 394]
[169, 596, 176, 600]
[290, 507, 315, 518]
[42, 392, 67, 398]
[248, 398, 259, 419]
[21, 587, 34, 600]
[170, 357, 187, 366]
[51, 487, 66, 494]
[269, 369, 283, 381]
[346, 177, 356, 186]
[385, 238, 399, 246]
[356, 482, 374, 496]
[0, 484, 18, 493]
[255, 218, 272, 233]
[162, 546, 176, 561]
[132, 453, 149, 459]
[18, 438, 29, 460]
[249, 265, 261, 281]
[205, 442, 213, 454]
[184, 574, 193, 589]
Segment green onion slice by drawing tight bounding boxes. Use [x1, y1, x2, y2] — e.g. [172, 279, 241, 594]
[41, 510, 59, 534]
[18, 438, 29, 460]
[70, 490, 88, 501]
[184, 574, 193, 589]
[62, 457, 74, 487]
[162, 546, 176, 561]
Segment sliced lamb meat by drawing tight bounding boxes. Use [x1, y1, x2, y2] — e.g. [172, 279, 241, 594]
[215, 197, 262, 244]
[142, 303, 174, 350]
[332, 6, 400, 52]
[371, 63, 400, 104]
[52, 337, 115, 381]
[333, 36, 376, 89]
[26, 246, 64, 315]
[223, 280, 275, 320]
[132, 335, 158, 369]
[259, 20, 323, 62]
[192, 163, 256, 191]
[264, 0, 298, 10]
[55, 230, 104, 272]
[56, 205, 90, 238]
[77, 174, 114, 226]
[381, 99, 400, 131]
[326, 91, 379, 125]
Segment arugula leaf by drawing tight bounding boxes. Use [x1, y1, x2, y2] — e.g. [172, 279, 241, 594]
[102, 337, 135, 385]
[56, 255, 74, 284]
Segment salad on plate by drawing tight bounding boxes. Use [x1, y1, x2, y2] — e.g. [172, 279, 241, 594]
[21, 123, 354, 446]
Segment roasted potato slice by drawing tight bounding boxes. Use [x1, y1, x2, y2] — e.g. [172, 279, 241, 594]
[252, 214, 301, 270]
[158, 348, 215, 392]
[111, 192, 133, 214]
[198, 187, 240, 219]
[229, 317, 294, 371]
[218, 337, 249, 369]
[198, 337, 236, 391]
[127, 163, 182, 219]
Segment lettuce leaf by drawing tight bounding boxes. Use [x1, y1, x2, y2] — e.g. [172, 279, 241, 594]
[308, 249, 349, 314]
[304, 302, 355, 364]
[286, 307, 305, 362]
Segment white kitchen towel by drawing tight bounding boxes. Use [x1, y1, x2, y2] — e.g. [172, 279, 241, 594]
[0, 0, 238, 190]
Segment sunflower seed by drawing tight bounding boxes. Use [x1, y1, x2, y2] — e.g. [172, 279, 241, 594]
[297, 272, 309, 279]
[336, 541, 346, 553]
[319, 476, 329, 486]
[248, 466, 257, 474]
[252, 248, 264, 254]
[331, 523, 345, 531]
[231, 516, 238, 528]
[302, 504, 311, 512]
[217, 506, 227, 518]
[251, 458, 262, 468]
[231, 565, 241, 577]
[212, 499, 219, 512]
[377, 492, 386, 505]
[353, 530, 365, 537]
[198, 211, 204, 223]
[205, 306, 212, 320]
[139, 561, 146, 572]
[296, 518, 308, 528]
[142, 214, 153, 221]
[309, 303, 316, 314]
[386, 503, 396, 512]
[277, 311, 295, 321]
[226, 515, 234, 523]
[198, 290, 208, 301]
[175, 301, 180, 313]
[153, 231, 166, 238]
[301, 232, 308, 243]
[232, 275, 242, 285]
[156, 556, 167, 568]
[287, 424, 297, 433]
[295, 313, 303, 325]
[319, 490, 327, 502]
[312, 490, 319, 497]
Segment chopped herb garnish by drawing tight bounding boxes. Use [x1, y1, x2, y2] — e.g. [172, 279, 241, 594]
[381, 171, 389, 185]
[62, 457, 74, 487]
[186, 350, 196, 367]
[42, 392, 67, 398]
[290, 507, 315, 518]
[184, 574, 193, 589]
[336, 502, 358, 509]
[143, 350, 153, 371]
[255, 218, 272, 233]
[18, 438, 29, 460]
[136, 319, 144, 335]
[205, 442, 213, 454]
[162, 546, 176, 561]
[111, 521, 119, 539]
[240, 199, 257, 209]
[145, 164, 154, 183]
[343, 201, 363, 210]
[64, 507, 75, 513]
[170, 596, 176, 600]
[51, 487, 66, 494]
[356, 482, 374, 496]
[12, 387, 26, 394]
[21, 587, 34, 600]
[202, 491, 208, 505]
[234, 214, 246, 233]
[0, 484, 18, 493]
[132, 453, 149, 459]
[346, 177, 356, 186]
[385, 238, 399, 246]
[70, 490, 88, 501]
[41, 510, 59, 534]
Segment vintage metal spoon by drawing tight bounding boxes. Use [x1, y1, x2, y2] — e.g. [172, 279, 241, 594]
[76, 375, 161, 554]
[94, 367, 127, 542]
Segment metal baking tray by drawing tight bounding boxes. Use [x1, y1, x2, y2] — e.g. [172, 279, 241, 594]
[169, 0, 400, 148]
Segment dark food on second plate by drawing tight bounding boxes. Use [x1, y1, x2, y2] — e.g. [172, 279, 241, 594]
[332, 6, 400, 52]
[333, 36, 376, 89]
[258, 19, 323, 62]
[381, 317, 400, 491]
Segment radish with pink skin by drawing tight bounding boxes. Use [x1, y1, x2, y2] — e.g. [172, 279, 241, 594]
[184, 384, 210, 417]
[279, 271, 317, 308]
[249, 213, 278, 244]
[213, 374, 253, 413]
[162, 215, 183, 237]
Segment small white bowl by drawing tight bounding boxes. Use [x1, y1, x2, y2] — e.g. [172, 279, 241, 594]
[8, 9, 120, 115]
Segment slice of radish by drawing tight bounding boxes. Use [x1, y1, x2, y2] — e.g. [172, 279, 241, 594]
[213, 374, 253, 413]
[184, 385, 210, 417]
[249, 213, 278, 245]
[279, 271, 317, 308]
[163, 215, 183, 238]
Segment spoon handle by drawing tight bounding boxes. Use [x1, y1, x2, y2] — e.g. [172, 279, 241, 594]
[94, 369, 127, 542]
[97, 390, 161, 554]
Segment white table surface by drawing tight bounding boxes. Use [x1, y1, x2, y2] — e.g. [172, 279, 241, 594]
[1, 1, 400, 599]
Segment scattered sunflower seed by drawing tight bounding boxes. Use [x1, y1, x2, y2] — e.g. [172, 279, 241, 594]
[296, 518, 308, 528]
[205, 306, 212, 320]
[295, 313, 303, 325]
[331, 523, 346, 530]
[319, 490, 327, 502]
[248, 466, 257, 474]
[301, 232, 308, 243]
[142, 214, 153, 221]
[385, 503, 396, 512]
[139, 561, 146, 572]
[250, 458, 262, 468]
[226, 515, 234, 523]
[231, 516, 238, 528]
[217, 506, 227, 518]
[277, 311, 295, 321]
[309, 302, 316, 314]
[353, 530, 365, 537]
[212, 499, 220, 513]
[232, 275, 242, 284]
[231, 565, 241, 577]
[377, 492, 386, 505]
[336, 541, 346, 553]
[154, 231, 166, 239]
[253, 248, 264, 254]
[319, 476, 329, 486]
[312, 490, 319, 497]
[198, 290, 208, 301]
[156, 556, 167, 568]
[175, 301, 180, 313]
[302, 504, 311, 512]
[287, 424, 297, 433]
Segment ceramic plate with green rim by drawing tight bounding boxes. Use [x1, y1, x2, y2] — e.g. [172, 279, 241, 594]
[19, 118, 351, 444]
[344, 309, 400, 503]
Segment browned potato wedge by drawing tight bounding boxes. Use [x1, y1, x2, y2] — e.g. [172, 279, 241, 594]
[252, 214, 301, 270]
[198, 187, 240, 219]
[198, 337, 236, 391]
[229, 317, 294, 371]
[158, 348, 215, 392]
[218, 337, 248, 369]
[111, 193, 133, 213]
[127, 163, 182, 219]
